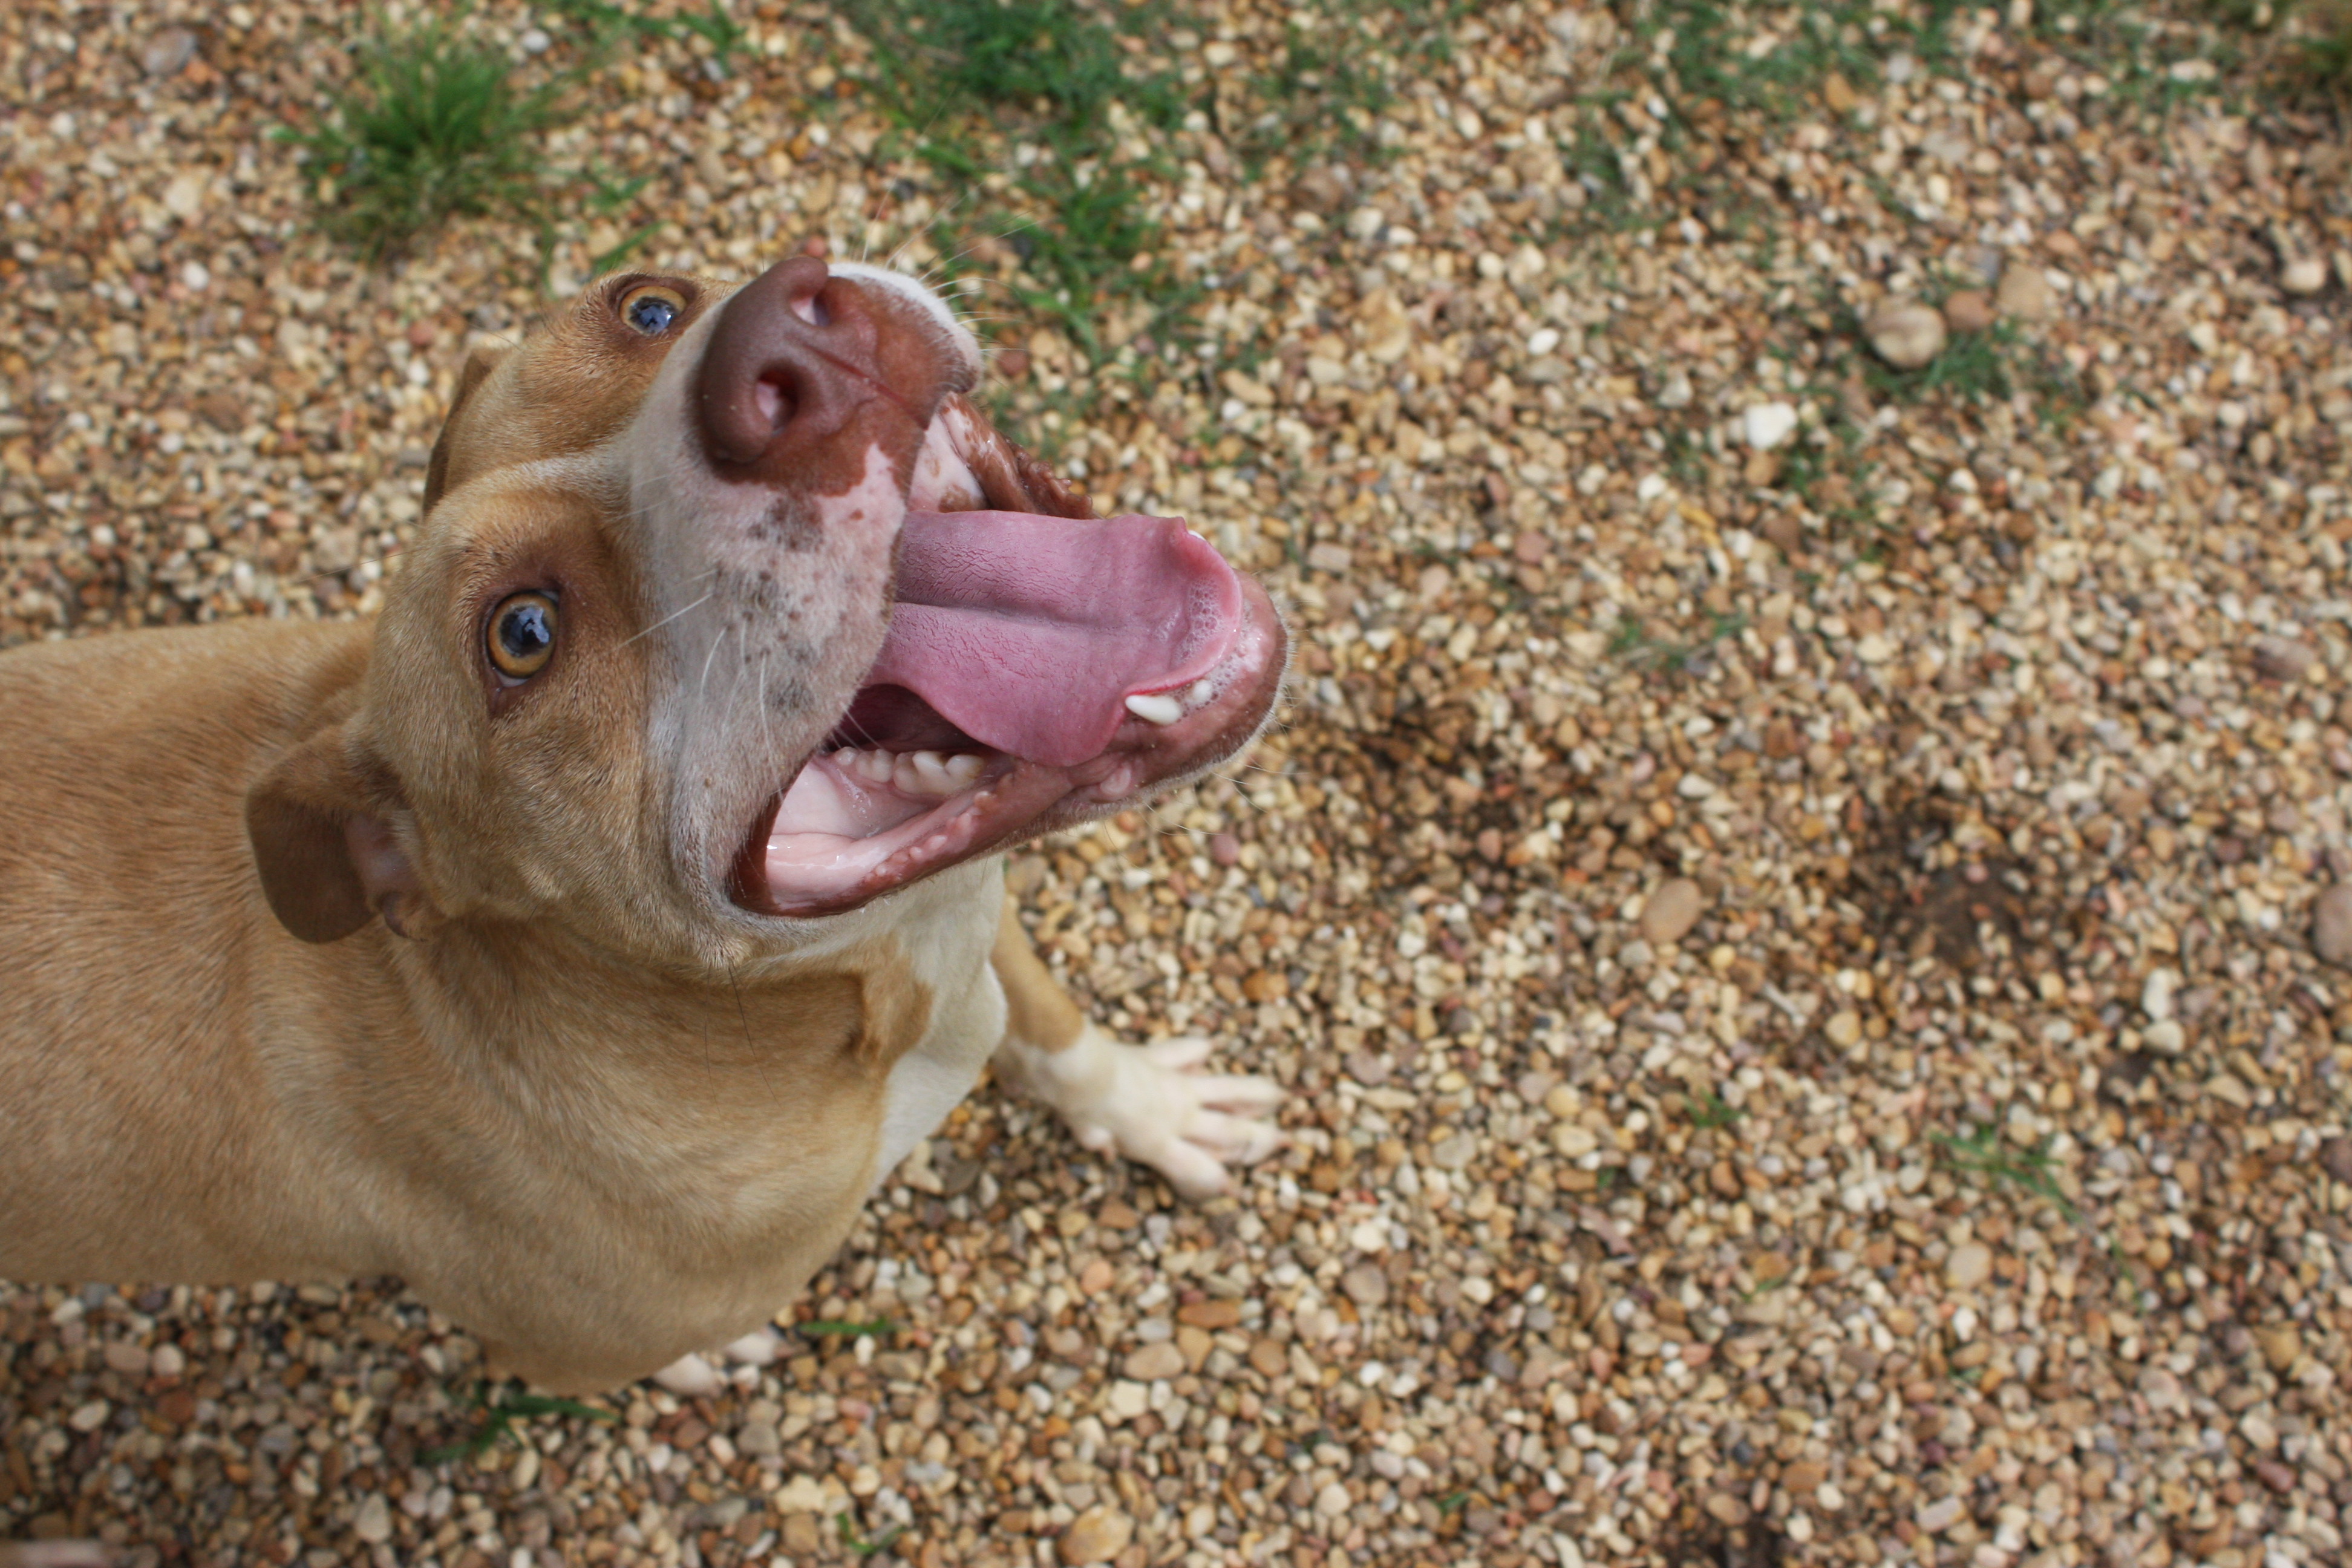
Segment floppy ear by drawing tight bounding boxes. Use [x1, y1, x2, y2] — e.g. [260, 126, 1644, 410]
[245, 724, 431, 944]
[422, 342, 509, 515]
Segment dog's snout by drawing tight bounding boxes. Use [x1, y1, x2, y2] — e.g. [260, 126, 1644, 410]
[695, 257, 965, 475]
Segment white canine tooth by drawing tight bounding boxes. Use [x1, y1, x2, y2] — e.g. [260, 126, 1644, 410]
[944, 753, 984, 787]
[859, 750, 894, 785]
[911, 750, 953, 794]
[1125, 691, 1183, 726]
[1186, 679, 1215, 708]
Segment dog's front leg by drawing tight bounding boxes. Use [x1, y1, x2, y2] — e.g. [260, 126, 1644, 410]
[989, 892, 1282, 1198]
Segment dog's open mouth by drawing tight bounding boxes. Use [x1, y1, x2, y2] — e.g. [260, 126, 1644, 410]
[730, 402, 1284, 918]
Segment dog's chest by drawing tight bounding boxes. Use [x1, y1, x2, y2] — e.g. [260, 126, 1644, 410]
[869, 859, 1008, 1183]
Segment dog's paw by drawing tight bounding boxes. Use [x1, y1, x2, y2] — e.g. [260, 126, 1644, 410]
[1056, 1031, 1284, 1200]
[0, 1544, 114, 1568]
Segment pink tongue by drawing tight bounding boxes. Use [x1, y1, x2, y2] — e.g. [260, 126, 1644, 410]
[866, 510, 1243, 768]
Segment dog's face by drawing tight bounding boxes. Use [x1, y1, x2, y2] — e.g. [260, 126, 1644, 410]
[247, 260, 1284, 964]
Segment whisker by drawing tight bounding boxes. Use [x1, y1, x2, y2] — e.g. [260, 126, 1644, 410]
[618, 586, 717, 649]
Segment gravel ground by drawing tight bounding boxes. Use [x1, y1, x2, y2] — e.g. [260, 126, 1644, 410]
[7, 2, 2352, 1567]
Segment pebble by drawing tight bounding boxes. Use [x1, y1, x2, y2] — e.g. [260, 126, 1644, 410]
[2281, 255, 2330, 296]
[1057, 1505, 1134, 1566]
[1637, 877, 1706, 944]
[353, 1494, 393, 1546]
[1122, 1341, 1185, 1380]
[2256, 1323, 2303, 1373]
[139, 27, 198, 78]
[1867, 299, 1947, 370]
[1942, 289, 1994, 333]
[1945, 1241, 1993, 1290]
[1341, 1263, 1390, 1307]
[2322, 1137, 2352, 1185]
[1996, 262, 2056, 320]
[2253, 635, 2316, 682]
[1823, 1009, 1863, 1050]
[2313, 885, 2352, 968]
[1742, 402, 1798, 450]
[1915, 1495, 1964, 1533]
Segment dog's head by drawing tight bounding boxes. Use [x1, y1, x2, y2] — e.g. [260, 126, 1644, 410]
[247, 260, 1284, 962]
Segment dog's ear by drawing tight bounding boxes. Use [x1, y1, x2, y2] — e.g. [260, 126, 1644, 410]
[422, 342, 509, 516]
[245, 724, 433, 944]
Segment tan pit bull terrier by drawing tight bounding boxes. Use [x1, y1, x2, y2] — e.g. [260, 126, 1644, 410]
[0, 258, 1287, 1422]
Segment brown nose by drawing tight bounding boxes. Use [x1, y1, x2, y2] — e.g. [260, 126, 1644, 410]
[695, 257, 964, 476]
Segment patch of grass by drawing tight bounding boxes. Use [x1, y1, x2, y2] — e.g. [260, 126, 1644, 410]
[281, 18, 574, 262]
[284, 5, 719, 275]
[1866, 318, 2018, 405]
[552, 0, 750, 72]
[1933, 1123, 2076, 1217]
[847, 0, 1184, 361]
[2293, 1, 2352, 95]
[1688, 1089, 1746, 1129]
[836, 1512, 907, 1557]
[1609, 611, 1749, 679]
[425, 1382, 617, 1465]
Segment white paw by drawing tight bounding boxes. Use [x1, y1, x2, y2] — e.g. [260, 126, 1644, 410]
[1056, 1032, 1284, 1200]
[0, 1545, 114, 1568]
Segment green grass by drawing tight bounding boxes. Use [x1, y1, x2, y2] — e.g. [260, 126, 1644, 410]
[281, 18, 575, 261]
[846, 0, 1185, 361]
[1609, 611, 1749, 679]
[425, 1381, 617, 1465]
[837, 1512, 907, 1557]
[1687, 1089, 1746, 1129]
[1932, 1123, 2075, 1216]
[551, 0, 750, 72]
[284, 5, 733, 271]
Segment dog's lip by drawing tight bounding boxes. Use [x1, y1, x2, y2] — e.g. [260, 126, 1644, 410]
[724, 399, 1285, 920]
[728, 573, 1282, 918]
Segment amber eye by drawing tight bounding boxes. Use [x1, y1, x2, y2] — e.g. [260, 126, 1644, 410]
[619, 284, 686, 336]
[487, 592, 558, 681]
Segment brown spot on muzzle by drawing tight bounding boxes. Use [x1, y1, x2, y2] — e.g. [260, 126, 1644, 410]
[694, 257, 972, 485]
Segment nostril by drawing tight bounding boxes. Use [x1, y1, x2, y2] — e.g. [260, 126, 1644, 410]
[752, 374, 799, 437]
[790, 294, 827, 328]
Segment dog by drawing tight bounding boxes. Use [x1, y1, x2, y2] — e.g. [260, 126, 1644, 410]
[0, 257, 1287, 1416]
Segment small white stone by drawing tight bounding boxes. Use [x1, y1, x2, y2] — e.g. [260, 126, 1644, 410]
[1742, 402, 1798, 450]
[1867, 299, 1947, 370]
[354, 1494, 393, 1545]
[2282, 256, 2329, 296]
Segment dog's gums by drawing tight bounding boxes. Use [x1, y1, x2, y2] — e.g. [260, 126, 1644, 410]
[731, 425, 1284, 918]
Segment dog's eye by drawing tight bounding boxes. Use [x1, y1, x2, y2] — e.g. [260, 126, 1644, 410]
[620, 284, 685, 336]
[488, 592, 559, 681]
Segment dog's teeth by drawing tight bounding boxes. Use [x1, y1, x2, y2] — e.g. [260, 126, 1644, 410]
[944, 753, 984, 787]
[910, 750, 955, 794]
[1125, 692, 1183, 726]
[1186, 679, 1215, 708]
[859, 750, 895, 785]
